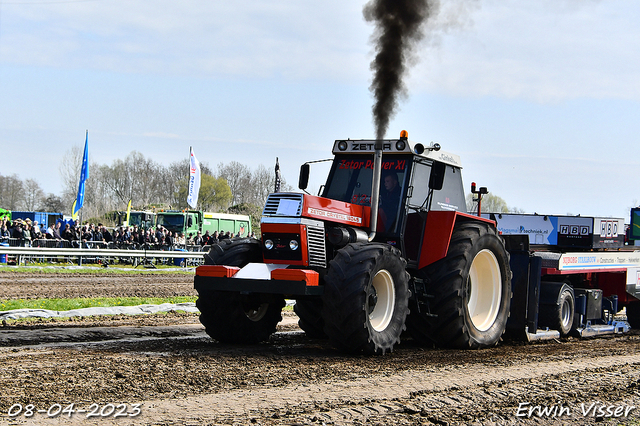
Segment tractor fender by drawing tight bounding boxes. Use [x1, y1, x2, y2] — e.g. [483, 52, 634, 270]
[418, 210, 497, 270]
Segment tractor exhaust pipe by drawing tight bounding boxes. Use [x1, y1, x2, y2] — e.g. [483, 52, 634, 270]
[368, 140, 383, 241]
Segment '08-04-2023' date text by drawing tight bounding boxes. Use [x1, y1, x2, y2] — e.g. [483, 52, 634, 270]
[7, 402, 141, 418]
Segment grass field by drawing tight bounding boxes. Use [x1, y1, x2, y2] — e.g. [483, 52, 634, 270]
[1, 296, 197, 312]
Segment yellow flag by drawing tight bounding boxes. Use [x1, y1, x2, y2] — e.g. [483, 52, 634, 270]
[71, 200, 78, 221]
[125, 200, 132, 226]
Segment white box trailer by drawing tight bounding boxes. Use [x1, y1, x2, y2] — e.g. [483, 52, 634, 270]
[483, 213, 625, 249]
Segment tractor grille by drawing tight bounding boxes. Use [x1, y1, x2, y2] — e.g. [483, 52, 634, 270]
[306, 223, 327, 268]
[263, 193, 304, 217]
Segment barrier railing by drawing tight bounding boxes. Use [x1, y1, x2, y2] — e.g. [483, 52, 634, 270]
[0, 240, 208, 267]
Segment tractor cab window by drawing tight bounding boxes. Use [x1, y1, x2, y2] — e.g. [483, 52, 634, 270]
[322, 154, 410, 233]
[407, 161, 432, 209]
[407, 160, 466, 213]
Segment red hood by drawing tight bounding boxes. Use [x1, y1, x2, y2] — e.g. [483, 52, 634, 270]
[301, 194, 370, 229]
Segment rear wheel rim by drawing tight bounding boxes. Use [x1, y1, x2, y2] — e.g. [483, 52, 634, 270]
[467, 249, 502, 332]
[561, 296, 572, 329]
[368, 269, 395, 332]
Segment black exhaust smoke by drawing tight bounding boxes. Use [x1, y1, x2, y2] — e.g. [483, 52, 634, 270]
[364, 0, 438, 140]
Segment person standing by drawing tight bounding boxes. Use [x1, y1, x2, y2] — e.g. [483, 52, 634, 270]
[193, 231, 203, 246]
[202, 230, 211, 246]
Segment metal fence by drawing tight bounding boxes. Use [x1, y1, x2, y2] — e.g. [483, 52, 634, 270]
[0, 238, 208, 268]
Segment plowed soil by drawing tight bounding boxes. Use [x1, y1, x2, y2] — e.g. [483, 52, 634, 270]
[1, 270, 640, 425]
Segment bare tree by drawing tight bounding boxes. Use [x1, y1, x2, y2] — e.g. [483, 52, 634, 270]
[58, 144, 84, 209]
[38, 194, 66, 213]
[49, 149, 295, 220]
[163, 161, 188, 208]
[57, 145, 103, 218]
[216, 161, 252, 206]
[0, 174, 25, 210]
[22, 179, 45, 211]
[250, 164, 274, 206]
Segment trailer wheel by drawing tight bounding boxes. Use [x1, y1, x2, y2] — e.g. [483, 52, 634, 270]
[539, 283, 575, 336]
[407, 221, 511, 349]
[196, 237, 286, 344]
[556, 288, 575, 336]
[322, 243, 409, 354]
[627, 303, 640, 329]
[294, 299, 326, 338]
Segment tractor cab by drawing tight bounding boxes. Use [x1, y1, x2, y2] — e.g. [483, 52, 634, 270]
[319, 133, 466, 263]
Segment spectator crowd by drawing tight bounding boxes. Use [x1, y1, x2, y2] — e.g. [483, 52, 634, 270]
[0, 217, 253, 250]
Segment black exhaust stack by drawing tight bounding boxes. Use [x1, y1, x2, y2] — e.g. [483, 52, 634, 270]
[364, 0, 436, 239]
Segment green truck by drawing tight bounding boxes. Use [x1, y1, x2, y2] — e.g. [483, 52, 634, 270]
[155, 210, 251, 238]
[115, 211, 156, 229]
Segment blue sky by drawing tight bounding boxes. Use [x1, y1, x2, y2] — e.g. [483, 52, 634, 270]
[0, 0, 638, 220]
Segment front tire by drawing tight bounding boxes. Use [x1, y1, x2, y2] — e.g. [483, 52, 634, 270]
[407, 221, 511, 349]
[196, 237, 285, 344]
[322, 243, 410, 355]
[294, 299, 326, 338]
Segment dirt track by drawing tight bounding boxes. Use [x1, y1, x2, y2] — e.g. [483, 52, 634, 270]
[0, 271, 196, 299]
[1, 270, 640, 425]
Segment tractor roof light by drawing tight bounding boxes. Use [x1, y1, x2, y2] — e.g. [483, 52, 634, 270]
[400, 130, 408, 139]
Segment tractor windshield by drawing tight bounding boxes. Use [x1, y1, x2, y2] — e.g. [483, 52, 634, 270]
[322, 154, 410, 233]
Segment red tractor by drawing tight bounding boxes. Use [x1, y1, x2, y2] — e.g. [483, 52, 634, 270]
[194, 131, 512, 354]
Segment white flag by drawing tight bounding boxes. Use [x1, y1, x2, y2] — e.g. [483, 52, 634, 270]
[187, 147, 201, 209]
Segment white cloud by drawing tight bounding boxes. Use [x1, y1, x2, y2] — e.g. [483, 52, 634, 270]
[0, 0, 371, 80]
[409, 0, 640, 101]
[4, 0, 638, 101]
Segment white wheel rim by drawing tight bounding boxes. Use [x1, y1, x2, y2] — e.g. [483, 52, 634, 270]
[369, 269, 395, 332]
[467, 249, 502, 332]
[561, 297, 572, 329]
[244, 303, 268, 322]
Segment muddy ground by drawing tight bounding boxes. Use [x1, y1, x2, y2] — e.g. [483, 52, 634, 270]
[1, 270, 640, 425]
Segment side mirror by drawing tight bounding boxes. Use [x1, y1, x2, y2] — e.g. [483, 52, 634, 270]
[298, 163, 310, 190]
[187, 216, 193, 227]
[429, 161, 446, 191]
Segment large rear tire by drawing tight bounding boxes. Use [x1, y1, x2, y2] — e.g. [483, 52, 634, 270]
[196, 237, 285, 344]
[406, 221, 511, 349]
[322, 243, 410, 355]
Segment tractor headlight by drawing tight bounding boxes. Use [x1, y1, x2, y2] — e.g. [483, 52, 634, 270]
[396, 139, 406, 151]
[337, 141, 348, 151]
[264, 239, 274, 250]
[289, 240, 299, 250]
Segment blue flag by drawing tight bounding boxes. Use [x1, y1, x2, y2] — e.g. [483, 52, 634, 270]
[73, 131, 89, 216]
